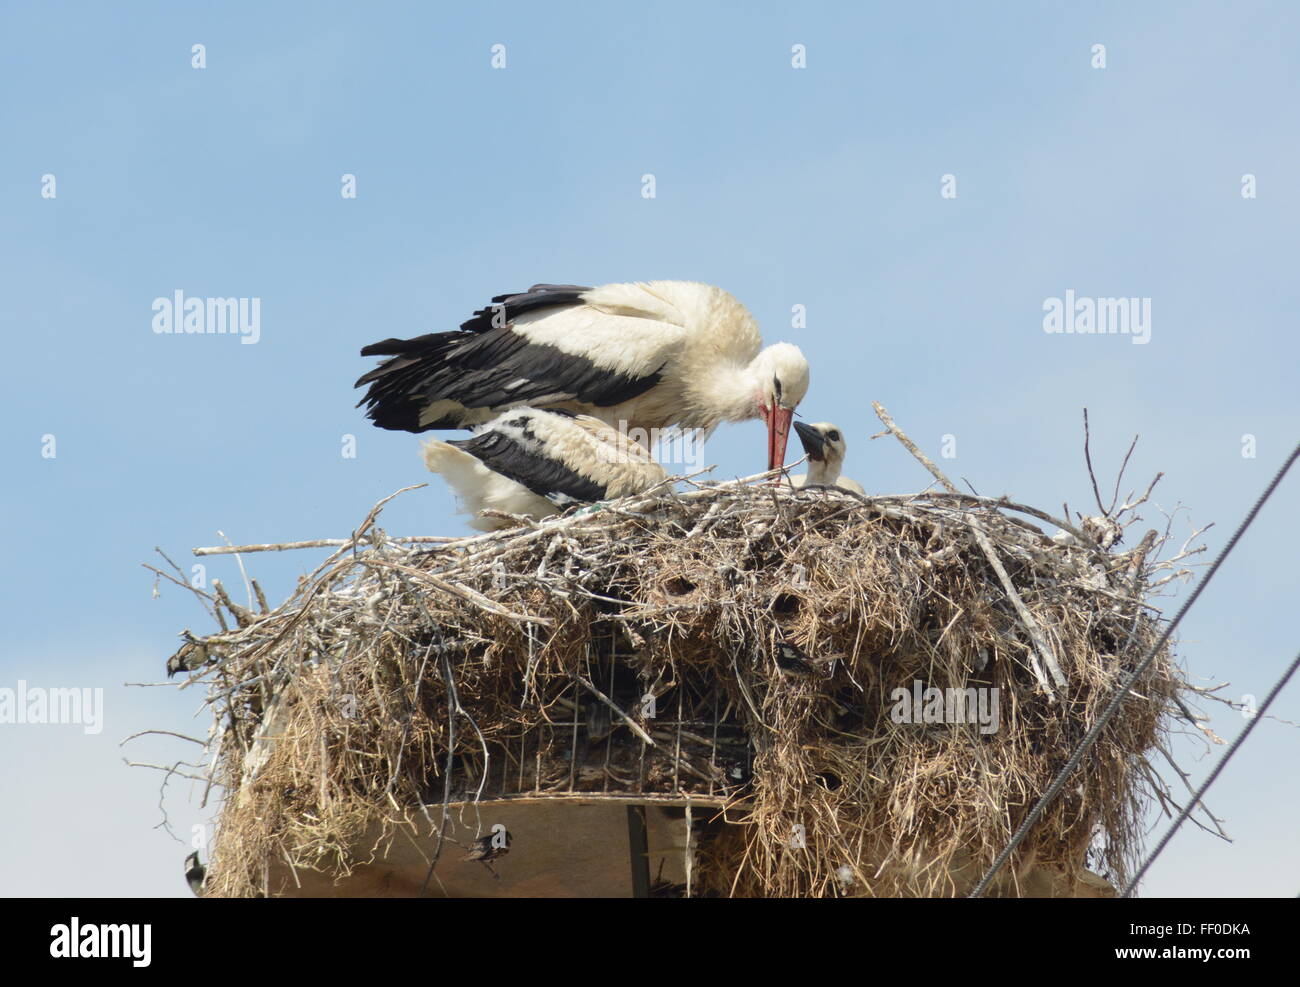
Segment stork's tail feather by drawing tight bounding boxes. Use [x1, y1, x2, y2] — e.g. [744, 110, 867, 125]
[354, 331, 471, 430]
[421, 440, 488, 495]
[422, 437, 554, 531]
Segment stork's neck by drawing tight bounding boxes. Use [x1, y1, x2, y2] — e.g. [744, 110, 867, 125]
[689, 359, 763, 426]
[806, 456, 842, 486]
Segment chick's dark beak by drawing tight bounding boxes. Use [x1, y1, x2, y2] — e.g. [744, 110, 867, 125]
[793, 421, 827, 462]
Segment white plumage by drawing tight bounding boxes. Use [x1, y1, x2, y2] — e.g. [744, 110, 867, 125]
[356, 281, 810, 470]
[422, 408, 667, 531]
[789, 421, 865, 494]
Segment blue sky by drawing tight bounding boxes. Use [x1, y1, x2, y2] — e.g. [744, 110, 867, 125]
[1, 1, 1296, 897]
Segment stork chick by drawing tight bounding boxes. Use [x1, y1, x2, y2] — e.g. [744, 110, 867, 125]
[422, 408, 667, 530]
[790, 421, 864, 494]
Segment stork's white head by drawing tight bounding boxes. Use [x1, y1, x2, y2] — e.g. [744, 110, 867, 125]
[751, 342, 810, 471]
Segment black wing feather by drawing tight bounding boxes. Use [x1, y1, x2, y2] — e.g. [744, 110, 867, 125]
[355, 284, 664, 433]
[450, 427, 608, 504]
[459, 284, 592, 333]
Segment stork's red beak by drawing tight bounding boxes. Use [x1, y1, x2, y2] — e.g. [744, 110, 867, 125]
[766, 405, 794, 472]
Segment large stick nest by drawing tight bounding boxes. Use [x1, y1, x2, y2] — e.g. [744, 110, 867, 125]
[169, 470, 1195, 898]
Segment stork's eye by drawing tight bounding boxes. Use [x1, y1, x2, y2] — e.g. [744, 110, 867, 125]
[828, 430, 840, 442]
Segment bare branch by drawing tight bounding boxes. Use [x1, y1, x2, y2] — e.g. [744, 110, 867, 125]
[1108, 434, 1140, 515]
[120, 730, 208, 747]
[872, 401, 960, 495]
[1083, 408, 1107, 515]
[194, 535, 459, 556]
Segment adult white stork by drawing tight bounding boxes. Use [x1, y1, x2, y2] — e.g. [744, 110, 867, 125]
[422, 408, 667, 531]
[789, 421, 865, 494]
[355, 281, 810, 470]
